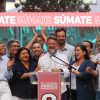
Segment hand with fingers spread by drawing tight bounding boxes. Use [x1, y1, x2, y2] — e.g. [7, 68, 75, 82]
[32, 27, 38, 37]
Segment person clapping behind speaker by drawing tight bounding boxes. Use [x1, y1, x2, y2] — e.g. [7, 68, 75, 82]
[70, 44, 95, 100]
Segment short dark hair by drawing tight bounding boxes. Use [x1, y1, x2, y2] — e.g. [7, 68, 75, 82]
[37, 35, 44, 40]
[55, 28, 66, 37]
[83, 40, 93, 48]
[7, 40, 20, 48]
[47, 36, 57, 42]
[32, 41, 42, 48]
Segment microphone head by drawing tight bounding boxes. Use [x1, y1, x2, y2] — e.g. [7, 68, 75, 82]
[50, 50, 56, 58]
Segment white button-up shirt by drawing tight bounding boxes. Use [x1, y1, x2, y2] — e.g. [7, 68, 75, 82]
[38, 51, 69, 93]
[0, 55, 13, 81]
[57, 43, 75, 62]
[94, 53, 100, 91]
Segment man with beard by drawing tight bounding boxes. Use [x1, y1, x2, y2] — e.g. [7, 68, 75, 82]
[55, 28, 75, 100]
[38, 36, 69, 100]
[55, 28, 75, 62]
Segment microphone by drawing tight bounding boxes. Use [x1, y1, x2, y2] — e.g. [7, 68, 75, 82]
[50, 50, 56, 58]
[50, 52, 77, 70]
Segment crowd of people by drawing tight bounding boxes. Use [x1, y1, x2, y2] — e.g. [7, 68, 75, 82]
[0, 27, 100, 100]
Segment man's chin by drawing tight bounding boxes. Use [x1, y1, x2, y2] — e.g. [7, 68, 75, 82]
[58, 41, 65, 45]
[49, 50, 55, 53]
[34, 53, 40, 56]
[59, 43, 65, 46]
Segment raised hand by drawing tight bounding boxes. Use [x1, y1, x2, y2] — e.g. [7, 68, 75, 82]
[7, 59, 15, 71]
[32, 27, 38, 37]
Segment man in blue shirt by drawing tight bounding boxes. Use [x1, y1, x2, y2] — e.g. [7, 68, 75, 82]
[0, 42, 14, 100]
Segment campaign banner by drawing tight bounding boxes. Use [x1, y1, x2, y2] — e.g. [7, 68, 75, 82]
[0, 12, 100, 27]
[38, 72, 61, 100]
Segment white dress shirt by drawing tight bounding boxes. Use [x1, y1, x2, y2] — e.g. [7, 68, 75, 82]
[94, 53, 100, 91]
[0, 55, 13, 81]
[95, 53, 100, 62]
[57, 43, 75, 62]
[96, 64, 100, 91]
[71, 65, 79, 90]
[0, 55, 13, 100]
[38, 51, 69, 93]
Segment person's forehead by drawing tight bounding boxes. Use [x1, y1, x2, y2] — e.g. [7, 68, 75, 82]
[33, 43, 41, 47]
[0, 43, 5, 47]
[37, 36, 43, 40]
[0, 44, 3, 51]
[75, 46, 82, 50]
[21, 49, 28, 53]
[83, 42, 90, 46]
[2, 43, 6, 46]
[0, 44, 2, 49]
[57, 31, 66, 35]
[47, 39, 57, 43]
[11, 42, 20, 46]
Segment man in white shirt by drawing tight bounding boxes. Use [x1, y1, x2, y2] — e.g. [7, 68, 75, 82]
[38, 37, 69, 100]
[0, 42, 14, 100]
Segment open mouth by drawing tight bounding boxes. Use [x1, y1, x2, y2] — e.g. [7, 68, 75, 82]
[75, 54, 79, 58]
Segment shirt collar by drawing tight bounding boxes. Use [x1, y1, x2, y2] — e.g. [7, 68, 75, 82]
[47, 51, 57, 57]
[58, 45, 67, 51]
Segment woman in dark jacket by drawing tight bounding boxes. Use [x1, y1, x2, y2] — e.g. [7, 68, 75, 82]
[70, 44, 95, 100]
[11, 47, 37, 100]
